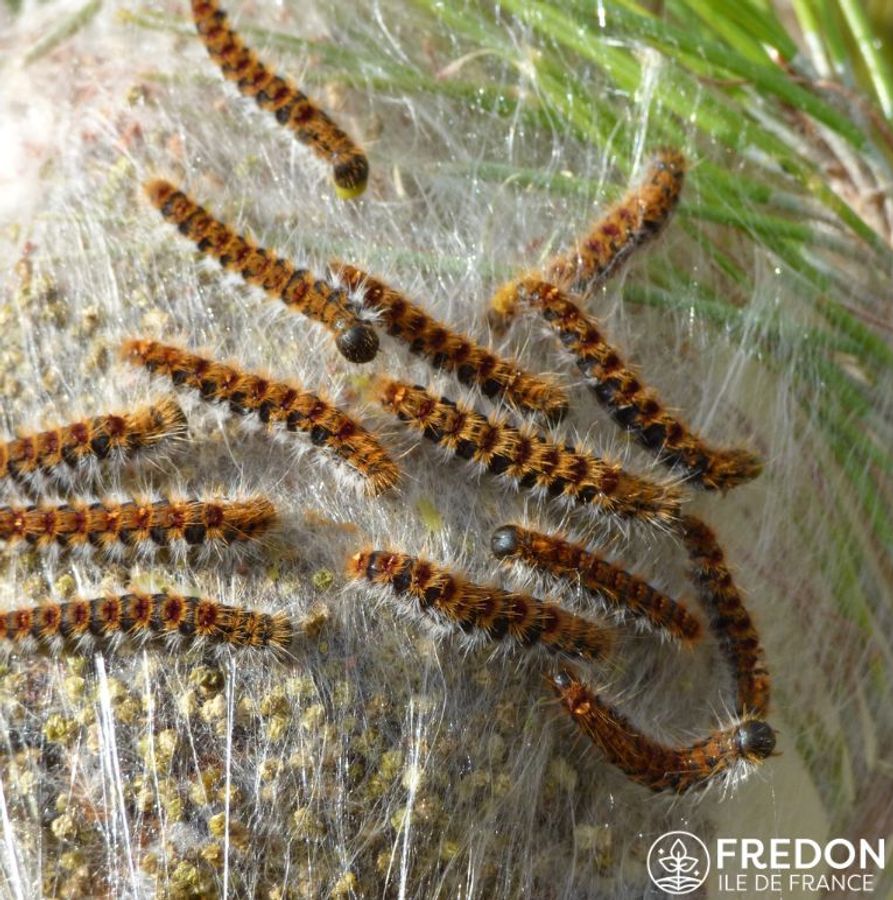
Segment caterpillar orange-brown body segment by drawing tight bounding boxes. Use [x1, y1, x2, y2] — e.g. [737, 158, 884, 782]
[546, 149, 685, 293]
[122, 339, 398, 495]
[0, 399, 187, 489]
[549, 669, 775, 793]
[144, 180, 378, 364]
[190, 0, 368, 198]
[0, 591, 293, 652]
[497, 278, 762, 491]
[348, 549, 614, 661]
[332, 262, 568, 420]
[374, 378, 682, 524]
[0, 497, 276, 558]
[680, 515, 770, 717]
[490, 524, 701, 644]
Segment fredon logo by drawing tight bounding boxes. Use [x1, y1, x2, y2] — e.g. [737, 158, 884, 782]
[647, 831, 885, 894]
[715, 838, 885, 893]
[647, 831, 711, 895]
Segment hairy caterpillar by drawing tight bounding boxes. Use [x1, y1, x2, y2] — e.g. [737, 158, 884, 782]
[493, 278, 762, 491]
[348, 549, 614, 661]
[549, 669, 776, 793]
[680, 515, 770, 717]
[0, 398, 187, 492]
[332, 262, 568, 419]
[190, 0, 369, 199]
[545, 149, 685, 293]
[0, 590, 293, 653]
[122, 339, 399, 495]
[490, 524, 702, 644]
[374, 378, 682, 525]
[0, 496, 276, 559]
[144, 180, 379, 364]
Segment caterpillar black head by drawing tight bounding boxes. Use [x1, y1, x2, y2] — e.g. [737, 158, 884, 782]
[736, 720, 776, 761]
[336, 323, 379, 364]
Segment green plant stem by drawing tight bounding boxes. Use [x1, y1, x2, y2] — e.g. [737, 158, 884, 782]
[836, 0, 893, 117]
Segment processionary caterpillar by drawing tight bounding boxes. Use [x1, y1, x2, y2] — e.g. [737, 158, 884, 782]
[545, 149, 685, 293]
[374, 379, 682, 525]
[0, 496, 276, 559]
[0, 398, 187, 491]
[680, 514, 770, 717]
[549, 669, 776, 793]
[191, 0, 369, 199]
[493, 277, 763, 491]
[332, 262, 568, 420]
[122, 339, 399, 495]
[490, 524, 702, 644]
[0, 591, 293, 653]
[348, 549, 614, 661]
[145, 180, 379, 364]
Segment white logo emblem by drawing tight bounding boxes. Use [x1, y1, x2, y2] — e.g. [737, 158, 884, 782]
[647, 830, 711, 895]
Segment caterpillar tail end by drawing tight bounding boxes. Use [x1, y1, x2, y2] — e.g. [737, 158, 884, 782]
[490, 279, 522, 320]
[345, 548, 374, 581]
[702, 449, 764, 492]
[334, 179, 368, 201]
[144, 178, 175, 208]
